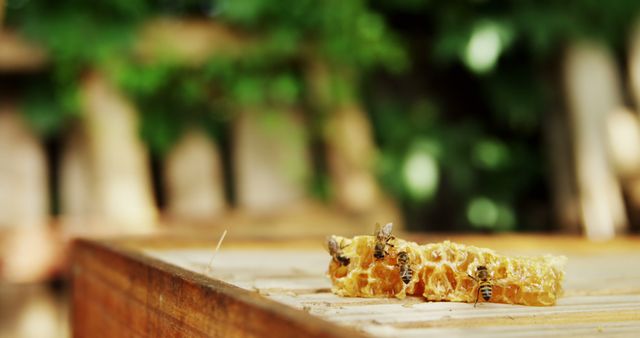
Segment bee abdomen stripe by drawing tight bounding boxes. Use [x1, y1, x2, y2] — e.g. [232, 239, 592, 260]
[480, 286, 492, 299]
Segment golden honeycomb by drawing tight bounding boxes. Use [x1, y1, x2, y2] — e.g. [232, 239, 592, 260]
[327, 235, 567, 306]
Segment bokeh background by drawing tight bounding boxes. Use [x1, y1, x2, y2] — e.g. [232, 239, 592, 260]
[3, 0, 640, 335]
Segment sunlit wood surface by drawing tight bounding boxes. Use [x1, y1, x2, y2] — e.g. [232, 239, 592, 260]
[72, 234, 640, 337]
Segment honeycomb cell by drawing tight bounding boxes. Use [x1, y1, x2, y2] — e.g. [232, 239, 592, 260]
[327, 235, 567, 306]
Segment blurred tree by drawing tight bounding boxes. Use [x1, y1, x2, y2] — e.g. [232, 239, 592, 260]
[368, 0, 640, 231]
[7, 0, 640, 231]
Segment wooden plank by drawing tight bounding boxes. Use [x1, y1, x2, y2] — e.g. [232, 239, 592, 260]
[73, 235, 640, 337]
[0, 30, 47, 72]
[304, 59, 393, 216]
[146, 236, 640, 337]
[0, 101, 58, 282]
[164, 129, 226, 221]
[233, 108, 312, 213]
[79, 71, 157, 229]
[563, 41, 628, 239]
[0, 102, 48, 230]
[72, 239, 367, 338]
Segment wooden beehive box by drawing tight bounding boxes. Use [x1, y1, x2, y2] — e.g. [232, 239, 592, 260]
[71, 234, 640, 337]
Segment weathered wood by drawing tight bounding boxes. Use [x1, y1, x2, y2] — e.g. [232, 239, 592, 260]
[605, 108, 640, 222]
[0, 101, 61, 282]
[324, 104, 383, 212]
[563, 41, 628, 239]
[622, 24, 640, 227]
[72, 239, 367, 338]
[80, 71, 157, 229]
[233, 108, 312, 213]
[73, 234, 640, 338]
[164, 129, 226, 221]
[606, 108, 640, 178]
[0, 106, 52, 277]
[0, 101, 48, 229]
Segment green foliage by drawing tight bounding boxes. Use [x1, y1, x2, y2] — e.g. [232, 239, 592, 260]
[407, 0, 640, 66]
[8, 0, 151, 134]
[8, 0, 405, 146]
[220, 0, 407, 71]
[8, 0, 640, 231]
[116, 56, 303, 152]
[367, 0, 640, 231]
[118, 62, 219, 154]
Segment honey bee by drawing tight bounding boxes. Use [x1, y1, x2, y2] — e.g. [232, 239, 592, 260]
[327, 237, 350, 266]
[373, 222, 395, 260]
[397, 251, 412, 284]
[468, 265, 493, 307]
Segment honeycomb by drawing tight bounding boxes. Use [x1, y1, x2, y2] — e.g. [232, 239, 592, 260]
[327, 235, 567, 306]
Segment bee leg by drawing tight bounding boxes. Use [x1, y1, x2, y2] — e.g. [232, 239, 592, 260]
[388, 236, 396, 246]
[467, 273, 479, 307]
[383, 245, 392, 257]
[474, 287, 480, 308]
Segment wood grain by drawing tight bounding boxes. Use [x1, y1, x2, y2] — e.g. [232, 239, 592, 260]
[72, 239, 366, 338]
[73, 235, 640, 337]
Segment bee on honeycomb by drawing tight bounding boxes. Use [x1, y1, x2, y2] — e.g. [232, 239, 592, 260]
[326, 229, 566, 306]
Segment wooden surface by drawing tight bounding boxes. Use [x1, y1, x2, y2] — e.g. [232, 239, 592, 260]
[72, 234, 640, 337]
[71, 238, 364, 338]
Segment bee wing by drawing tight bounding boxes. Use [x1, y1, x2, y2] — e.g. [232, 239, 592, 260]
[382, 222, 394, 237]
[326, 236, 338, 254]
[374, 222, 382, 236]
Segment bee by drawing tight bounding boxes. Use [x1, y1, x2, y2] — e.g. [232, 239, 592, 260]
[468, 265, 493, 307]
[327, 237, 350, 266]
[373, 222, 395, 260]
[397, 251, 412, 284]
